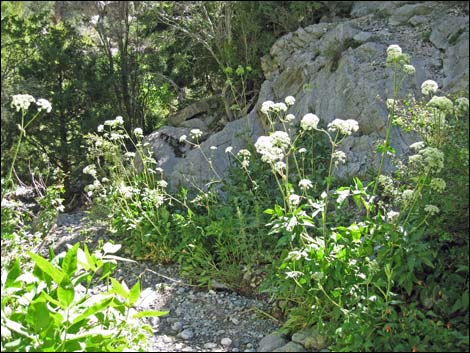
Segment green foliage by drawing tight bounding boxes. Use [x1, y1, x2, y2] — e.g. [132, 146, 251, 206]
[1, 242, 167, 352]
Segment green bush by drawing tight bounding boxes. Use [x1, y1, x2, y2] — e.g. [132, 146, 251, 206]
[1, 242, 167, 352]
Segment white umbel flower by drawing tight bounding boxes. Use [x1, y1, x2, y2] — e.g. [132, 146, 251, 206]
[298, 179, 313, 190]
[327, 119, 359, 135]
[133, 128, 143, 137]
[190, 129, 203, 139]
[11, 94, 36, 112]
[36, 98, 52, 113]
[289, 194, 301, 207]
[300, 113, 319, 131]
[421, 80, 438, 96]
[285, 96, 296, 106]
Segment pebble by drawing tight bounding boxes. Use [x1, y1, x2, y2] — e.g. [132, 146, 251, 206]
[204, 343, 218, 349]
[221, 337, 232, 346]
[177, 329, 194, 340]
[171, 321, 184, 332]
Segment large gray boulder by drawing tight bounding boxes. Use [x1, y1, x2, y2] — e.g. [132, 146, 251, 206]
[144, 1, 469, 190]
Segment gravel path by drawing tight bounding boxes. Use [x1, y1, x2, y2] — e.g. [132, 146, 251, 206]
[39, 211, 280, 352]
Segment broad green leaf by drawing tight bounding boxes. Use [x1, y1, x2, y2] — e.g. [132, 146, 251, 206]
[72, 297, 113, 324]
[58, 275, 75, 308]
[111, 278, 129, 299]
[128, 280, 141, 306]
[62, 242, 80, 276]
[28, 252, 64, 284]
[132, 310, 169, 318]
[5, 258, 21, 287]
[26, 297, 52, 333]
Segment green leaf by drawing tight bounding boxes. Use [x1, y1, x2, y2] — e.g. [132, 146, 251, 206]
[132, 310, 169, 319]
[28, 252, 64, 284]
[128, 280, 141, 306]
[5, 258, 21, 287]
[26, 297, 52, 333]
[462, 291, 469, 311]
[72, 297, 113, 324]
[62, 243, 80, 276]
[58, 275, 75, 308]
[111, 278, 129, 299]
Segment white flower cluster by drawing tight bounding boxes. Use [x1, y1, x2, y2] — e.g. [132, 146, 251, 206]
[420, 147, 444, 173]
[83, 164, 97, 178]
[424, 204, 439, 215]
[237, 149, 251, 168]
[11, 94, 36, 112]
[401, 189, 415, 205]
[97, 124, 104, 132]
[133, 127, 143, 137]
[421, 80, 438, 96]
[300, 113, 320, 131]
[386, 44, 408, 64]
[285, 96, 296, 106]
[36, 98, 52, 113]
[403, 64, 416, 75]
[408, 145, 444, 173]
[332, 150, 347, 166]
[255, 131, 291, 163]
[288, 194, 301, 207]
[190, 129, 203, 139]
[157, 180, 168, 188]
[327, 119, 359, 135]
[274, 161, 286, 173]
[429, 178, 446, 193]
[298, 178, 313, 190]
[225, 146, 233, 154]
[454, 97, 469, 115]
[427, 96, 453, 114]
[260, 99, 290, 115]
[386, 98, 396, 111]
[104, 116, 124, 127]
[118, 182, 137, 199]
[409, 141, 425, 151]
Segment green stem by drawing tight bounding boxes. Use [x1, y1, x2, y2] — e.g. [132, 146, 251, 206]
[373, 62, 400, 195]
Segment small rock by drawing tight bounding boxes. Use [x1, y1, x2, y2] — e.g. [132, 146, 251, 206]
[177, 329, 194, 340]
[171, 321, 184, 332]
[258, 332, 288, 352]
[221, 337, 232, 346]
[204, 343, 218, 349]
[230, 317, 240, 325]
[273, 341, 307, 352]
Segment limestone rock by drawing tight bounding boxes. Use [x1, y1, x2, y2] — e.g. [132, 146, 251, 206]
[257, 332, 289, 352]
[144, 2, 469, 191]
[273, 341, 307, 352]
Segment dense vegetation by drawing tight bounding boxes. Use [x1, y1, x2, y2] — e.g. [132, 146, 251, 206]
[1, 1, 469, 352]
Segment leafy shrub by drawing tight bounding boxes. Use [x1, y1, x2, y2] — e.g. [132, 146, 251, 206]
[1, 242, 167, 352]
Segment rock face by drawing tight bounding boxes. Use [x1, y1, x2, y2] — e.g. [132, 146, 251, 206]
[145, 1, 469, 190]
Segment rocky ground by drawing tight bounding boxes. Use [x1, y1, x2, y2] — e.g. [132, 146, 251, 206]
[34, 210, 281, 352]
